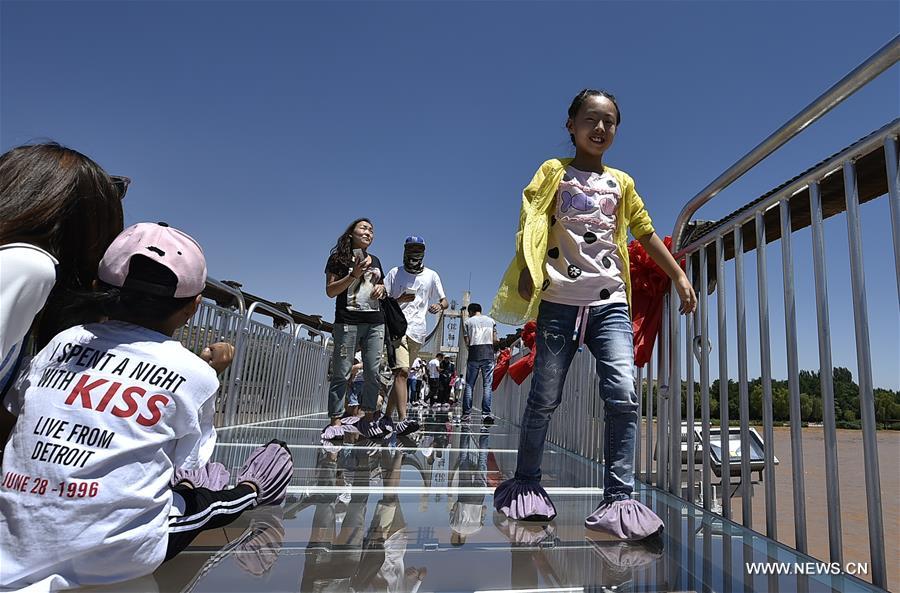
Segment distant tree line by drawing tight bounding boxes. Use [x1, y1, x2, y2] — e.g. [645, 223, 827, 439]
[640, 367, 900, 430]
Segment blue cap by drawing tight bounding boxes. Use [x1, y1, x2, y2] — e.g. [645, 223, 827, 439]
[404, 235, 426, 246]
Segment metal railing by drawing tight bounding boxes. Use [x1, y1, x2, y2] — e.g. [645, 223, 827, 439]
[484, 36, 898, 590]
[658, 37, 898, 589]
[174, 277, 331, 429]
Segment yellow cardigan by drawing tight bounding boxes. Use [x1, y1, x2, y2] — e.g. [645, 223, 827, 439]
[490, 158, 656, 326]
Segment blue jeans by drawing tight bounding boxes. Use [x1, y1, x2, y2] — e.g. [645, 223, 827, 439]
[515, 300, 637, 500]
[348, 380, 363, 407]
[463, 358, 494, 415]
[407, 376, 418, 402]
[328, 323, 384, 417]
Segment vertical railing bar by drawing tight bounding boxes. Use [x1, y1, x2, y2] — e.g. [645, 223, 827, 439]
[809, 180, 844, 564]
[779, 197, 808, 553]
[734, 224, 752, 527]
[657, 300, 669, 491]
[636, 365, 643, 480]
[754, 210, 777, 539]
[669, 284, 682, 496]
[716, 234, 731, 520]
[699, 245, 712, 512]
[843, 159, 887, 588]
[884, 135, 900, 302]
[685, 254, 696, 504]
[645, 350, 654, 483]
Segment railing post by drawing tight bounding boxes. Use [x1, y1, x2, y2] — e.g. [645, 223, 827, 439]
[843, 159, 887, 588]
[699, 245, 712, 512]
[809, 180, 843, 564]
[779, 198, 808, 554]
[668, 284, 682, 496]
[734, 224, 752, 527]
[715, 235, 731, 519]
[885, 135, 900, 304]
[754, 210, 777, 539]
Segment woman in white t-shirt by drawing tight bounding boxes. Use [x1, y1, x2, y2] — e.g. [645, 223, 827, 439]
[0, 143, 126, 442]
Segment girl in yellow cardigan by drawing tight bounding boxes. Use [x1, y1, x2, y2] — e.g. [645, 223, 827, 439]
[491, 89, 696, 540]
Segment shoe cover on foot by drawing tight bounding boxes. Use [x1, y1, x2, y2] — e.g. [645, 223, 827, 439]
[322, 423, 360, 440]
[493, 478, 557, 521]
[236, 440, 293, 506]
[584, 499, 664, 540]
[172, 461, 231, 490]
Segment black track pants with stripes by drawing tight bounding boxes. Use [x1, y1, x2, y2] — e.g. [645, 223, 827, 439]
[165, 483, 258, 561]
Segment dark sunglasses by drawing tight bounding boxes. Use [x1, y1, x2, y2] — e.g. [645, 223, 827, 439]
[110, 175, 131, 200]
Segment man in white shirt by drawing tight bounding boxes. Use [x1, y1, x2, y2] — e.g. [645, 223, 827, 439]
[462, 303, 499, 424]
[409, 357, 425, 407]
[427, 354, 443, 408]
[384, 236, 448, 433]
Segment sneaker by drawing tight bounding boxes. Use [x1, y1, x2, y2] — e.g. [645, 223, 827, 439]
[441, 403, 451, 411]
[357, 418, 386, 439]
[395, 418, 421, 436]
[379, 415, 395, 434]
[395, 434, 419, 451]
[236, 440, 293, 506]
[482, 415, 495, 426]
[461, 414, 471, 423]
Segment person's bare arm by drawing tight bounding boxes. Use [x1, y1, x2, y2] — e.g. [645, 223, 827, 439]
[325, 254, 368, 298]
[429, 298, 449, 314]
[637, 232, 697, 314]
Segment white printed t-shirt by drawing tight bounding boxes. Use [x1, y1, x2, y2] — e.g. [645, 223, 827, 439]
[427, 358, 440, 379]
[464, 315, 496, 362]
[0, 244, 58, 393]
[383, 267, 446, 343]
[542, 166, 627, 307]
[0, 321, 220, 591]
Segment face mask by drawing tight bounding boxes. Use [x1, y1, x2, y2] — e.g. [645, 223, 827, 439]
[404, 248, 425, 274]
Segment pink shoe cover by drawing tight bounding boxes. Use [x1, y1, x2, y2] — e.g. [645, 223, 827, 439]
[493, 478, 557, 521]
[172, 461, 231, 490]
[322, 423, 360, 440]
[236, 440, 293, 506]
[584, 499, 664, 540]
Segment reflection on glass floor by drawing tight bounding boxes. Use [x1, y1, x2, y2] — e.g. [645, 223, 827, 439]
[138, 411, 882, 593]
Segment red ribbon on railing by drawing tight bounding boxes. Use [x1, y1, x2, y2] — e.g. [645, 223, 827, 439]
[629, 235, 676, 366]
[508, 320, 537, 385]
[492, 348, 511, 390]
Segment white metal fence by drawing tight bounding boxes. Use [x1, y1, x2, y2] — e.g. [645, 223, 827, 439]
[174, 279, 331, 429]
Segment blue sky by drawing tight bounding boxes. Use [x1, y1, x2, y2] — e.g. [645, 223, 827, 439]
[2, 1, 898, 389]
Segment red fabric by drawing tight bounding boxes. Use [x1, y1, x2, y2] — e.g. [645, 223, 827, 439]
[629, 235, 677, 366]
[508, 320, 537, 385]
[492, 348, 511, 390]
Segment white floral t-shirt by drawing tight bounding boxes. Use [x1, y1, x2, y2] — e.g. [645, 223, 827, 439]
[542, 166, 628, 307]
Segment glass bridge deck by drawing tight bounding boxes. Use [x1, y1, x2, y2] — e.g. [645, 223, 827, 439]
[100, 410, 883, 593]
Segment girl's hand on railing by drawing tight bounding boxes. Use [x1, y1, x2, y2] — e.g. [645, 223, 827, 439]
[675, 274, 697, 315]
[202, 342, 236, 373]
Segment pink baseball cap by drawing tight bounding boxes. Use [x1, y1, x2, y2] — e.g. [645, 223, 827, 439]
[98, 222, 207, 298]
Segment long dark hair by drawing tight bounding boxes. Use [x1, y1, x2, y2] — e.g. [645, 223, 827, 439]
[0, 142, 125, 345]
[329, 217, 372, 268]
